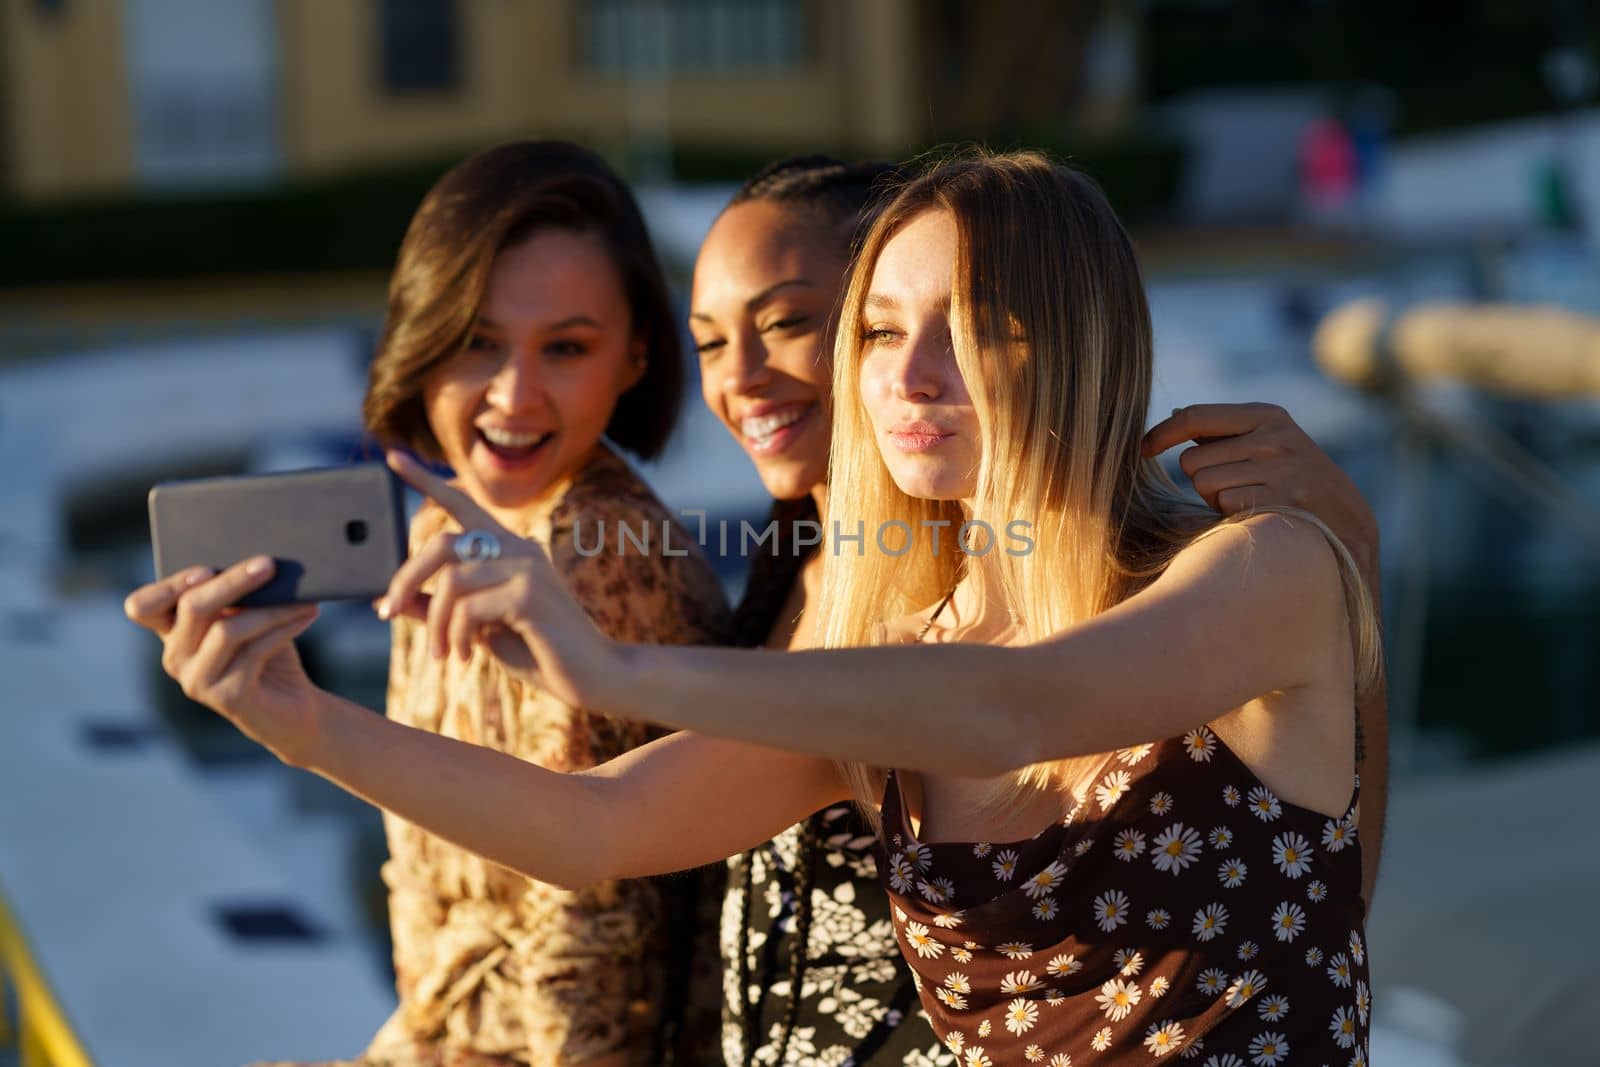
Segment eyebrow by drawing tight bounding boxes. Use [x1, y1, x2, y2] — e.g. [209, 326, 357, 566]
[476, 314, 603, 331]
[865, 293, 900, 310]
[690, 278, 816, 322]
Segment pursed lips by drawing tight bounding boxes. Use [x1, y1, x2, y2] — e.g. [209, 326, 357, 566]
[887, 420, 954, 451]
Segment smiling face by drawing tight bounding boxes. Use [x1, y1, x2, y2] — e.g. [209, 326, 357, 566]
[690, 199, 850, 501]
[422, 227, 645, 523]
[858, 209, 982, 502]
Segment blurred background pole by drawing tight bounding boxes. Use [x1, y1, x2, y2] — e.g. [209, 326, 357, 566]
[1542, 0, 1597, 237]
[1386, 390, 1434, 772]
[624, 0, 672, 185]
[855, 0, 918, 155]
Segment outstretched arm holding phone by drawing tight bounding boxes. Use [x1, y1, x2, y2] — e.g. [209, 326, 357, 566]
[123, 558, 842, 890]
[129, 443, 1369, 887]
[128, 399, 1387, 906]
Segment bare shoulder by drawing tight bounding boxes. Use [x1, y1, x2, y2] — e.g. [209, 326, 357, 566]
[878, 612, 922, 645]
[1140, 510, 1353, 676]
[1163, 510, 1346, 601]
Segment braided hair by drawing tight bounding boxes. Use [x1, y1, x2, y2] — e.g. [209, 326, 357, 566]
[724, 154, 899, 1065]
[729, 154, 903, 257]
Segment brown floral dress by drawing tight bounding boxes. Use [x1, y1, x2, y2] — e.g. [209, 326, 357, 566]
[878, 729, 1369, 1066]
[256, 444, 729, 1067]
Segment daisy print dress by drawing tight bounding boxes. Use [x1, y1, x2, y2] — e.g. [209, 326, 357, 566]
[877, 729, 1370, 1066]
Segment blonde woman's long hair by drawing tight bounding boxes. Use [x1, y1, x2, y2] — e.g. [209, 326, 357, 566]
[813, 149, 1383, 831]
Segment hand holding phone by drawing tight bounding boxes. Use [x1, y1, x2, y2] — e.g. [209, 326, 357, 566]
[148, 462, 409, 607]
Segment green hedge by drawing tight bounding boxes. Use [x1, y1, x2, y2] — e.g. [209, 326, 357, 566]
[0, 134, 1186, 287]
[668, 132, 1187, 225]
[0, 156, 459, 287]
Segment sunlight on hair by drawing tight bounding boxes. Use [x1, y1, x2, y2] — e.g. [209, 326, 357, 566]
[814, 148, 1384, 833]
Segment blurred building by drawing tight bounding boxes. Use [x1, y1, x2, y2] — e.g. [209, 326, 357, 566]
[0, 0, 1139, 200]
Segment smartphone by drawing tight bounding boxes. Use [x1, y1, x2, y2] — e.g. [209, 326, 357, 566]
[148, 462, 408, 607]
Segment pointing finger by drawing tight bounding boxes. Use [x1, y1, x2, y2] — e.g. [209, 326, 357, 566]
[385, 451, 507, 538]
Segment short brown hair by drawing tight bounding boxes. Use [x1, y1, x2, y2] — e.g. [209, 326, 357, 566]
[364, 141, 682, 461]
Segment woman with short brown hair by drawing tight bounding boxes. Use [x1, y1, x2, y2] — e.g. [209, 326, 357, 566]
[255, 140, 728, 1066]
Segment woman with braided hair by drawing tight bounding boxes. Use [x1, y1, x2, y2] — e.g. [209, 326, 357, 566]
[694, 157, 949, 1065]
[683, 156, 1388, 1064]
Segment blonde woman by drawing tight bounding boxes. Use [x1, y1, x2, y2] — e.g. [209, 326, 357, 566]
[133, 150, 1379, 1065]
[692, 155, 1384, 1065]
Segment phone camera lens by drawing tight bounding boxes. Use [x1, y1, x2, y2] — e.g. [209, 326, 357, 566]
[346, 520, 369, 545]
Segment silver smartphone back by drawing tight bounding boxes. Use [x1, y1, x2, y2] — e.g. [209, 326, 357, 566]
[148, 462, 408, 606]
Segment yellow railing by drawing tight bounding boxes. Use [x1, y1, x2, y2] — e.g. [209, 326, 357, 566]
[0, 887, 94, 1067]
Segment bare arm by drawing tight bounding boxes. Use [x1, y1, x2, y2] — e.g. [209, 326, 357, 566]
[124, 556, 842, 893]
[599, 514, 1354, 777]
[307, 696, 843, 890]
[383, 455, 1349, 775]
[376, 456, 1362, 841]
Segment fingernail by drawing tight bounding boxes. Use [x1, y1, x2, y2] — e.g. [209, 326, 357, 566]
[184, 567, 214, 586]
[375, 597, 390, 620]
[246, 556, 272, 576]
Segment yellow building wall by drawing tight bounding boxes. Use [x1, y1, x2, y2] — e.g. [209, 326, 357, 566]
[276, 0, 924, 176]
[275, 0, 540, 175]
[525, 0, 923, 157]
[1, 0, 133, 198]
[1, 0, 929, 195]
